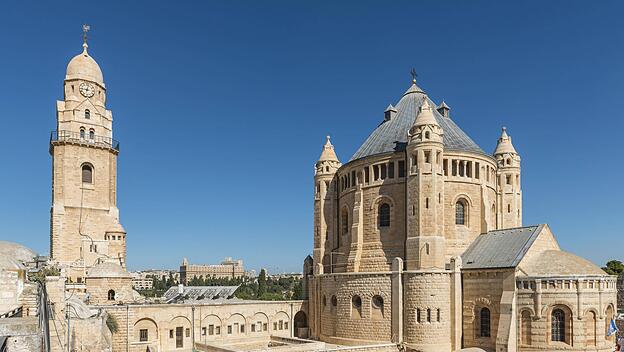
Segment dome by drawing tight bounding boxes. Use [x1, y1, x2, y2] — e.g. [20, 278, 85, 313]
[87, 261, 131, 279]
[520, 250, 607, 277]
[0, 241, 37, 264]
[350, 82, 485, 162]
[65, 44, 104, 85]
[0, 256, 26, 271]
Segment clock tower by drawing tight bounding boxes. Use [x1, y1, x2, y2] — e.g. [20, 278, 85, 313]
[50, 32, 126, 281]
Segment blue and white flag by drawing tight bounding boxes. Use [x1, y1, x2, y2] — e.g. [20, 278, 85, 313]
[607, 319, 618, 337]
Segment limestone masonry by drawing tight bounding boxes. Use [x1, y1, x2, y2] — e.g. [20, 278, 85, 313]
[0, 33, 617, 352]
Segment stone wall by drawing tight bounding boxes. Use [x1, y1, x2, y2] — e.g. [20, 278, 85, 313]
[618, 273, 623, 313]
[402, 271, 451, 352]
[515, 277, 617, 352]
[462, 269, 511, 352]
[100, 300, 306, 352]
[317, 272, 392, 345]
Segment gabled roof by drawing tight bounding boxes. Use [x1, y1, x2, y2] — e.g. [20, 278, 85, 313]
[461, 225, 544, 270]
[350, 83, 486, 162]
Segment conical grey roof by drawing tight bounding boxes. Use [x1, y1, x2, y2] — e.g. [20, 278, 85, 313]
[350, 83, 485, 161]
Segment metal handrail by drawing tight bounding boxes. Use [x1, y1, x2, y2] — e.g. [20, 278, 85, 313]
[50, 130, 120, 151]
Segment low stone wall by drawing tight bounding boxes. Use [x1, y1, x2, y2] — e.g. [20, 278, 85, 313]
[101, 300, 307, 352]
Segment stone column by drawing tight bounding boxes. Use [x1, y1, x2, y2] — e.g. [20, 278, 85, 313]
[391, 258, 403, 344]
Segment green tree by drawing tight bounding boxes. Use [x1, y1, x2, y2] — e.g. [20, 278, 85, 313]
[602, 260, 624, 275]
[257, 269, 267, 297]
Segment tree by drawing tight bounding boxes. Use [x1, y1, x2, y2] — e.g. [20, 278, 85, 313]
[602, 260, 624, 275]
[257, 269, 267, 298]
[291, 280, 303, 300]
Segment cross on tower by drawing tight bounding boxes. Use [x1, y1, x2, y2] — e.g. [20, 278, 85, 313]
[82, 24, 91, 45]
[410, 68, 418, 83]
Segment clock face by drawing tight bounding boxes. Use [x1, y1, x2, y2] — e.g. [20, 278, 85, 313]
[79, 82, 95, 98]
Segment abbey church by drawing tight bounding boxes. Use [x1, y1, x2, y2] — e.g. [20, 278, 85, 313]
[306, 78, 618, 351]
[0, 33, 618, 352]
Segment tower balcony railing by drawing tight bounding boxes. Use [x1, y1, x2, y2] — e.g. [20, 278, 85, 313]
[50, 130, 120, 152]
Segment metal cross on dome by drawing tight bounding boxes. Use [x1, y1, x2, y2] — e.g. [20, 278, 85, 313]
[82, 24, 91, 44]
[410, 68, 418, 83]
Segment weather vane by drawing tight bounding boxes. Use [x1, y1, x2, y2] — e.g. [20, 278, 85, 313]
[82, 24, 91, 45]
[410, 68, 418, 83]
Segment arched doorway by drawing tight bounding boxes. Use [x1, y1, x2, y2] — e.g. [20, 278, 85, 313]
[293, 311, 308, 339]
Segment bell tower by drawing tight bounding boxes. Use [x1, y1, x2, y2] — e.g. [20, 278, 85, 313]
[50, 29, 126, 281]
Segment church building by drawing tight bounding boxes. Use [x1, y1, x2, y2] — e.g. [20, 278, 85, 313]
[305, 78, 618, 352]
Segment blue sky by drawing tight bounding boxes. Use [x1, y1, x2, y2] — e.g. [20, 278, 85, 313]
[0, 1, 622, 273]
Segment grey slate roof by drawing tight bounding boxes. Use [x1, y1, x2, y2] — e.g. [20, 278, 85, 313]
[461, 225, 544, 270]
[350, 83, 486, 162]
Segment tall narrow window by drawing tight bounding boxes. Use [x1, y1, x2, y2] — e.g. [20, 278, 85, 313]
[455, 201, 466, 225]
[89, 129, 95, 140]
[364, 167, 370, 183]
[378, 203, 390, 227]
[480, 308, 491, 337]
[108, 290, 115, 301]
[398, 160, 406, 177]
[416, 308, 421, 323]
[521, 310, 532, 345]
[352, 295, 362, 319]
[85, 109, 90, 119]
[341, 209, 349, 236]
[82, 164, 93, 184]
[139, 329, 148, 342]
[80, 128, 85, 139]
[426, 308, 431, 322]
[380, 164, 387, 179]
[551, 309, 565, 342]
[388, 162, 394, 179]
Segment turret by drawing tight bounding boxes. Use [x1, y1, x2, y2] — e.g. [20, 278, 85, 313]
[405, 97, 446, 270]
[494, 127, 522, 228]
[313, 136, 341, 273]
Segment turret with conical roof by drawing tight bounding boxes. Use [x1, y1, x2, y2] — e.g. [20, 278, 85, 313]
[313, 136, 341, 275]
[494, 127, 522, 229]
[405, 92, 446, 270]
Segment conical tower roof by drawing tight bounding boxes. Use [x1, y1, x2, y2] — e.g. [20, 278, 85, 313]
[494, 127, 517, 155]
[350, 81, 485, 161]
[318, 136, 339, 162]
[413, 98, 438, 127]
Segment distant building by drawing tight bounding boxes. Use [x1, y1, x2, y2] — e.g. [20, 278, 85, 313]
[179, 257, 244, 284]
[618, 273, 624, 313]
[132, 277, 153, 291]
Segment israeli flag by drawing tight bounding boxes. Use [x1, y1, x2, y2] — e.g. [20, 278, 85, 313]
[607, 319, 618, 337]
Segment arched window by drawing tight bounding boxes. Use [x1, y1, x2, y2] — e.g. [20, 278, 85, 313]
[425, 131, 430, 139]
[89, 129, 95, 140]
[551, 309, 565, 342]
[521, 310, 532, 345]
[455, 200, 466, 225]
[108, 289, 115, 301]
[378, 203, 390, 227]
[341, 209, 349, 236]
[81, 164, 93, 184]
[371, 295, 384, 319]
[331, 295, 337, 308]
[585, 311, 596, 346]
[480, 307, 491, 337]
[85, 109, 90, 119]
[80, 128, 85, 139]
[351, 295, 362, 318]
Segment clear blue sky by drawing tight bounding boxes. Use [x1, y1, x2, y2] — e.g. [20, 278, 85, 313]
[0, 1, 622, 273]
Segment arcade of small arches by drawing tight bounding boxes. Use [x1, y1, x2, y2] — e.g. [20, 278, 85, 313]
[321, 294, 386, 320]
[123, 309, 309, 347]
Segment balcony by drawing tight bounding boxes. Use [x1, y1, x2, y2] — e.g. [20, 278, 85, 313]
[50, 130, 120, 152]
